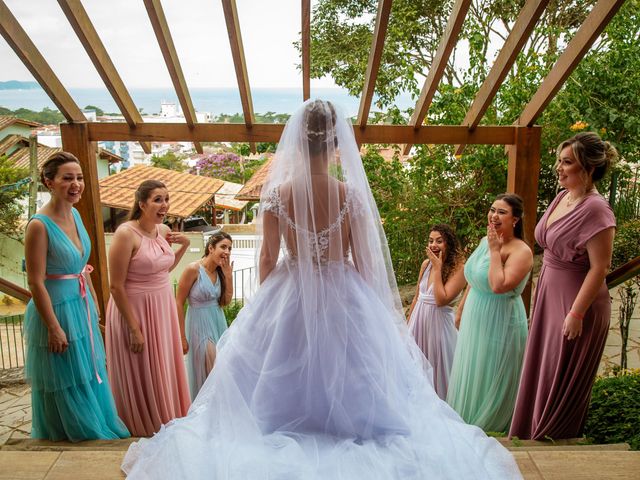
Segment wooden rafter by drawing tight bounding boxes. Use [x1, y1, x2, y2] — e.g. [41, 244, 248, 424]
[454, 0, 549, 155]
[302, 0, 311, 101]
[143, 0, 203, 154]
[221, 0, 256, 153]
[403, 0, 471, 155]
[517, 0, 626, 126]
[87, 122, 516, 145]
[356, 0, 393, 128]
[56, 0, 151, 153]
[0, 0, 85, 122]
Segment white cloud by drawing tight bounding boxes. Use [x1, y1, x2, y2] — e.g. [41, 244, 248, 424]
[0, 0, 337, 89]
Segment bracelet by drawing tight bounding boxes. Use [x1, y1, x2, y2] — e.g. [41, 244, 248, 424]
[568, 310, 584, 321]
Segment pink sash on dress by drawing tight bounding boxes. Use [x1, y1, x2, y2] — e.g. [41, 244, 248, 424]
[46, 264, 103, 384]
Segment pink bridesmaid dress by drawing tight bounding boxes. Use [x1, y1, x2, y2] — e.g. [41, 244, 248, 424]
[106, 224, 191, 436]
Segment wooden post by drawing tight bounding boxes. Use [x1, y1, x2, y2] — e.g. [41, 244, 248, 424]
[506, 125, 541, 315]
[28, 134, 38, 218]
[60, 122, 109, 320]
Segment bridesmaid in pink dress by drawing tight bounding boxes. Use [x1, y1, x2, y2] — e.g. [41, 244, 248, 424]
[106, 180, 191, 436]
[510, 132, 617, 440]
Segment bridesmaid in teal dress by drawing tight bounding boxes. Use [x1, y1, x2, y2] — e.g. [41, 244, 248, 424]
[24, 152, 129, 441]
[447, 193, 533, 433]
[177, 232, 233, 399]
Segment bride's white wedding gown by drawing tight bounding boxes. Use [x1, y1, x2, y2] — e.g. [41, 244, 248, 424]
[122, 216, 521, 480]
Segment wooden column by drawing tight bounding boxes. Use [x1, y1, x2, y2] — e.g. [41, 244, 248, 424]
[506, 125, 541, 314]
[60, 122, 109, 320]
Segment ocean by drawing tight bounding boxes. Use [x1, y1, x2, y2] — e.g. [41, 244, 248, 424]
[0, 87, 415, 117]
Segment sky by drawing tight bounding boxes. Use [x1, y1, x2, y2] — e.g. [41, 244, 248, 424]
[0, 0, 337, 89]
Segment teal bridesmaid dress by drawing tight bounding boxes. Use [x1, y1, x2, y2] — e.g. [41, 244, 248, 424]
[185, 265, 228, 399]
[446, 237, 528, 433]
[24, 208, 129, 441]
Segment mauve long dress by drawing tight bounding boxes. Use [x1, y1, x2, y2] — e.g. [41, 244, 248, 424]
[509, 191, 615, 440]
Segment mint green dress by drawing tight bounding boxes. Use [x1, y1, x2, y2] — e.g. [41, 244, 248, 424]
[446, 237, 528, 433]
[24, 209, 129, 441]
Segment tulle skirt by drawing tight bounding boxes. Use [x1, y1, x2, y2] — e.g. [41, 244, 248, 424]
[123, 262, 521, 479]
[185, 304, 227, 399]
[24, 295, 129, 441]
[446, 289, 528, 433]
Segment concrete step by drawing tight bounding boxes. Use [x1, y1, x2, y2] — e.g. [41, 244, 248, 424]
[497, 437, 631, 451]
[0, 450, 639, 480]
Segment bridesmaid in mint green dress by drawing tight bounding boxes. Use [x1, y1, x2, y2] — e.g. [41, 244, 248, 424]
[24, 152, 129, 441]
[447, 194, 533, 433]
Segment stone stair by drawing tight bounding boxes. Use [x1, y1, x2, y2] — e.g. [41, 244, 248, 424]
[0, 438, 639, 479]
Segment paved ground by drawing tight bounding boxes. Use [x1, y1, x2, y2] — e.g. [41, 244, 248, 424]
[0, 444, 638, 479]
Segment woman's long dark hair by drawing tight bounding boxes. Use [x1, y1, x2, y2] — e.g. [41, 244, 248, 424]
[128, 180, 167, 221]
[203, 231, 233, 306]
[494, 193, 525, 241]
[429, 224, 464, 283]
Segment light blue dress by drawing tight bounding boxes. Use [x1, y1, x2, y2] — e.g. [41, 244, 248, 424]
[186, 265, 228, 399]
[446, 237, 529, 433]
[24, 208, 129, 441]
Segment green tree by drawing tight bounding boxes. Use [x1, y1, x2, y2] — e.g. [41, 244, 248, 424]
[306, 0, 639, 283]
[0, 155, 29, 239]
[84, 105, 105, 116]
[150, 151, 187, 172]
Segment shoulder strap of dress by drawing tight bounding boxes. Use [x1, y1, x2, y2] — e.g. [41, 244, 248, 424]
[28, 213, 53, 230]
[121, 222, 144, 238]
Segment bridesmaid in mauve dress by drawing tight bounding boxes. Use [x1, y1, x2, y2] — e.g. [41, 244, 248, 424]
[407, 224, 465, 400]
[106, 180, 191, 436]
[510, 132, 617, 440]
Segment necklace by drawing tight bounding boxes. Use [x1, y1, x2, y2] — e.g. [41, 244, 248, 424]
[566, 188, 595, 207]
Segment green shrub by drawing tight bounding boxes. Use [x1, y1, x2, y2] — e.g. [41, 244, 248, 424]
[584, 370, 640, 450]
[223, 301, 244, 327]
[612, 218, 640, 270]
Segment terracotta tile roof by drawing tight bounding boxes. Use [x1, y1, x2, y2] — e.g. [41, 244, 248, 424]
[99, 165, 224, 219]
[7, 145, 123, 169]
[235, 156, 273, 201]
[0, 134, 30, 155]
[7, 145, 60, 170]
[0, 115, 42, 130]
[215, 181, 248, 211]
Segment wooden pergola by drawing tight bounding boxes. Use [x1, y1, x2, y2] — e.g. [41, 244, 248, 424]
[0, 0, 626, 315]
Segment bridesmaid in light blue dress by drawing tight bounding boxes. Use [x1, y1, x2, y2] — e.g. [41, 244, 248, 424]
[177, 232, 233, 399]
[446, 194, 532, 433]
[24, 152, 129, 441]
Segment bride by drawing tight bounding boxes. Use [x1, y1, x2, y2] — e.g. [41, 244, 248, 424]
[122, 100, 522, 479]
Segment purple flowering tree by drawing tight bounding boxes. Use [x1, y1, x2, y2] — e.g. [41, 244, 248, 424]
[192, 153, 244, 183]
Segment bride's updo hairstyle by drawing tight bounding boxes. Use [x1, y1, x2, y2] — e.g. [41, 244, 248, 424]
[304, 100, 337, 156]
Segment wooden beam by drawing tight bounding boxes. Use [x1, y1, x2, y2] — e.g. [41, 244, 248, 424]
[356, 0, 393, 128]
[506, 126, 541, 314]
[403, 0, 471, 154]
[0, 0, 85, 122]
[87, 122, 517, 145]
[57, 0, 151, 154]
[455, 0, 549, 155]
[142, 0, 203, 154]
[60, 122, 110, 320]
[517, 0, 625, 126]
[221, 0, 256, 153]
[302, 0, 311, 101]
